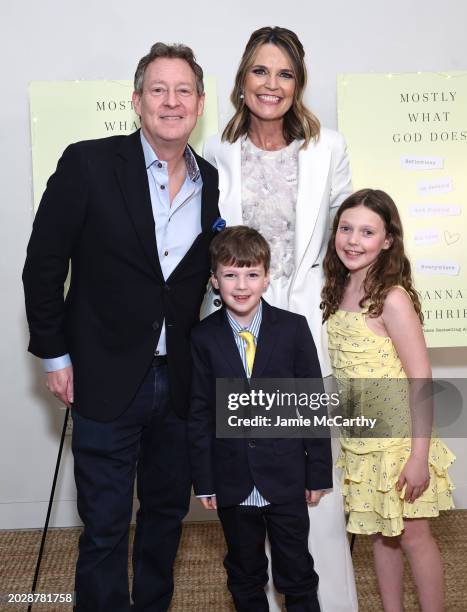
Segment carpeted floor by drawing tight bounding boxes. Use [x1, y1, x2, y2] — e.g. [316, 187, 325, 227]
[1, 511, 466, 611]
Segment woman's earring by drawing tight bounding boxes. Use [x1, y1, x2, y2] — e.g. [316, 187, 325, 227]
[239, 92, 244, 100]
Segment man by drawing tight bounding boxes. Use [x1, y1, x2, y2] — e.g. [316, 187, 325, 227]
[23, 43, 219, 612]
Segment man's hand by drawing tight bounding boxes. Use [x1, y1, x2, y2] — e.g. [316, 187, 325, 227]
[306, 489, 326, 506]
[46, 366, 74, 407]
[199, 496, 217, 510]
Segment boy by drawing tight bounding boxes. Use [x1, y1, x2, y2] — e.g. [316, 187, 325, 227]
[189, 226, 332, 612]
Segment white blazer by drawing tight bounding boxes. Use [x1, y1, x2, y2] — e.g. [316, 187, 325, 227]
[203, 128, 352, 376]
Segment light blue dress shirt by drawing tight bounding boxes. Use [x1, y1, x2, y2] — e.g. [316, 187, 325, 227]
[44, 130, 203, 371]
[141, 131, 202, 355]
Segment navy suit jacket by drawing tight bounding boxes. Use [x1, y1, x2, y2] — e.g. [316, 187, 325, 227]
[189, 300, 333, 508]
[23, 130, 219, 421]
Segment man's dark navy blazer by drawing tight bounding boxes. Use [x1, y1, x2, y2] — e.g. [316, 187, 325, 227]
[23, 129, 219, 421]
[189, 300, 333, 508]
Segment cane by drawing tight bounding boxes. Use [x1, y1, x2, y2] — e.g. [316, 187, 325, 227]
[27, 407, 70, 612]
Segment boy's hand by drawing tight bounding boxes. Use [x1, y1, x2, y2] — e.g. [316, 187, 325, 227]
[199, 496, 217, 510]
[306, 489, 326, 506]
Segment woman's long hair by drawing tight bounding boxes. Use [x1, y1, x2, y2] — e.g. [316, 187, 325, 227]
[222, 26, 320, 148]
[321, 189, 423, 322]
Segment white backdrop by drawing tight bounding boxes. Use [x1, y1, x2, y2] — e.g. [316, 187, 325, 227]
[1, 0, 466, 528]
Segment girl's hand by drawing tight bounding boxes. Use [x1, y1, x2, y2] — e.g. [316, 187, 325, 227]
[396, 455, 430, 503]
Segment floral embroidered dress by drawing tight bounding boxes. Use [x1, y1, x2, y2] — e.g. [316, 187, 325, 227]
[241, 137, 300, 309]
[328, 308, 455, 536]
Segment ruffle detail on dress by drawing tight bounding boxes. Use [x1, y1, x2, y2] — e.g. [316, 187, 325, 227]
[327, 311, 405, 378]
[336, 438, 455, 536]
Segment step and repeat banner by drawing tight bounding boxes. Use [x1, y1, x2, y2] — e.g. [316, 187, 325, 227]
[338, 71, 467, 348]
[29, 78, 218, 211]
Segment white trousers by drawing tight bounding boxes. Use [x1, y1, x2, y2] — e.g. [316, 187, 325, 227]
[265, 438, 359, 612]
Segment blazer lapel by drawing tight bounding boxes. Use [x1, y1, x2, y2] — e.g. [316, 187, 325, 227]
[251, 300, 279, 378]
[214, 310, 248, 379]
[196, 148, 220, 234]
[115, 130, 163, 279]
[217, 138, 243, 224]
[294, 140, 331, 272]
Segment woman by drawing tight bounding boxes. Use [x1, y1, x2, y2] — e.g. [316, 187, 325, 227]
[203, 26, 358, 612]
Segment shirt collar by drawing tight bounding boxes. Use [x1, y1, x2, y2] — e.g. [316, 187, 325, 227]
[226, 301, 263, 338]
[139, 130, 201, 182]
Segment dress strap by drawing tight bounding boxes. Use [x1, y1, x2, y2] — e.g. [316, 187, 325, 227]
[391, 285, 412, 299]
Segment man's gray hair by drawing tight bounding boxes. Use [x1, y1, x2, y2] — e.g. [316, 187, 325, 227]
[134, 42, 204, 96]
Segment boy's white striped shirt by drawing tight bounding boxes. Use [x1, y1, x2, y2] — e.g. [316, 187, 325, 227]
[226, 304, 270, 507]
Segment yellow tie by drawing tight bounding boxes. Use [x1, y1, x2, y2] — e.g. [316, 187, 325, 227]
[238, 331, 256, 377]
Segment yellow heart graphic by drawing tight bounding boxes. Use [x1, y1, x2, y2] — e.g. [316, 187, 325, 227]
[444, 231, 460, 245]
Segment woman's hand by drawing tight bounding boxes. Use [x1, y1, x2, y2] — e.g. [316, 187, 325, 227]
[199, 495, 217, 510]
[396, 455, 430, 503]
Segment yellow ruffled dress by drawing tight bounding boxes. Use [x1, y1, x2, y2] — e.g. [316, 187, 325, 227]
[328, 309, 455, 536]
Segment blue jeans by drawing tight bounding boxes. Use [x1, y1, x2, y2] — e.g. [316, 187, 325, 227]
[72, 363, 191, 612]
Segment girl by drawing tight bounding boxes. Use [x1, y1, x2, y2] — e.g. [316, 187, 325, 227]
[321, 188, 455, 612]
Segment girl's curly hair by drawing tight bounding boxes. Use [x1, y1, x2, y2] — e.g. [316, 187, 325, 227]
[321, 188, 423, 323]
